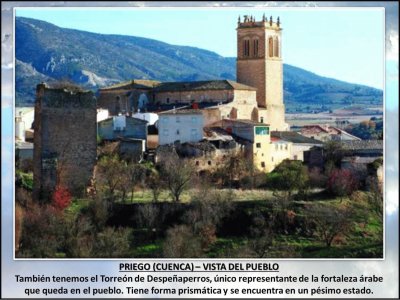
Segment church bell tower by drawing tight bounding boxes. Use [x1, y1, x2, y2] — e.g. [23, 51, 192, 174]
[236, 15, 287, 131]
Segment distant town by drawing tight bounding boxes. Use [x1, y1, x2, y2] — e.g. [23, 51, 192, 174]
[15, 15, 383, 259]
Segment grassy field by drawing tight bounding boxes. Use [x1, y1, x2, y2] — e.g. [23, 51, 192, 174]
[116, 188, 276, 204]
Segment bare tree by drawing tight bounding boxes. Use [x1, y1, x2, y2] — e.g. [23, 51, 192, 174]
[91, 227, 132, 258]
[185, 188, 234, 250]
[147, 170, 163, 202]
[305, 204, 353, 247]
[136, 204, 161, 239]
[218, 151, 248, 188]
[247, 213, 274, 258]
[159, 154, 194, 202]
[95, 155, 127, 201]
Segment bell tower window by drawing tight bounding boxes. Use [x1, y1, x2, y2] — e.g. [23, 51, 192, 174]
[268, 37, 273, 58]
[253, 39, 259, 57]
[274, 37, 279, 57]
[243, 39, 250, 57]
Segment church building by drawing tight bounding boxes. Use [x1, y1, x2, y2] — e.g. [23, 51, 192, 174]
[97, 15, 288, 132]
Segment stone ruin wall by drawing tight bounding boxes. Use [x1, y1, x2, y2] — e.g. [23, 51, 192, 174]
[33, 84, 97, 201]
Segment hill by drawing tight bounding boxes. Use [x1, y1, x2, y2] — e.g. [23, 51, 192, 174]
[15, 17, 382, 112]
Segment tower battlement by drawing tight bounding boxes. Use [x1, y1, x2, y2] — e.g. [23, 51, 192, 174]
[237, 15, 281, 29]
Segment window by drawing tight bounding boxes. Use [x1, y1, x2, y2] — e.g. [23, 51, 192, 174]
[274, 37, 279, 57]
[280, 145, 283, 150]
[208, 161, 212, 166]
[275, 144, 278, 150]
[163, 129, 169, 136]
[191, 117, 197, 123]
[176, 130, 180, 135]
[176, 116, 180, 123]
[268, 37, 273, 58]
[294, 155, 298, 160]
[244, 39, 250, 57]
[255, 126, 269, 135]
[285, 144, 288, 150]
[191, 129, 198, 137]
[195, 161, 200, 166]
[166, 98, 170, 104]
[260, 117, 264, 123]
[271, 157, 274, 162]
[261, 162, 266, 168]
[256, 143, 261, 148]
[253, 39, 259, 57]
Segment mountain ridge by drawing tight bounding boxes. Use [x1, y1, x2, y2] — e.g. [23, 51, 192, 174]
[15, 16, 382, 112]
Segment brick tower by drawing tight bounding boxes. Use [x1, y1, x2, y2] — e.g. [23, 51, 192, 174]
[236, 15, 287, 131]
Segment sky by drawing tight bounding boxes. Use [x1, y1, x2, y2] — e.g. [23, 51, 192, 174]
[15, 7, 385, 89]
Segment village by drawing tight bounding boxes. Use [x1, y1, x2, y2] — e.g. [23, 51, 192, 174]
[15, 15, 383, 258]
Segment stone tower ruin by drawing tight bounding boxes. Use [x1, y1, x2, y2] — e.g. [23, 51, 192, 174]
[33, 83, 97, 202]
[236, 15, 287, 131]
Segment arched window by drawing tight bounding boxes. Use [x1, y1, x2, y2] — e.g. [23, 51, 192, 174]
[268, 37, 273, 58]
[274, 37, 279, 57]
[253, 39, 259, 57]
[243, 39, 250, 57]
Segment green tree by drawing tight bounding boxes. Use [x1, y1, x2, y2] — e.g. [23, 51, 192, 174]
[323, 141, 343, 173]
[266, 159, 309, 201]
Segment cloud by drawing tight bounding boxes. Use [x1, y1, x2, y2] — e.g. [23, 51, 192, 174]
[2, 62, 13, 69]
[386, 31, 399, 62]
[386, 189, 399, 215]
[1, 66, 13, 109]
[385, 109, 399, 217]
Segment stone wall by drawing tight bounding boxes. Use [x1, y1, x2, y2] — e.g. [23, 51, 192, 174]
[202, 108, 222, 127]
[33, 84, 97, 201]
[154, 90, 234, 105]
[98, 89, 152, 115]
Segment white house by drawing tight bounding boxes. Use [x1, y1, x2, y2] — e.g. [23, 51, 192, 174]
[133, 112, 159, 125]
[97, 108, 110, 122]
[158, 109, 204, 145]
[15, 107, 35, 141]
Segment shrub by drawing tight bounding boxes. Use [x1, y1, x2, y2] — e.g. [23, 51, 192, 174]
[15, 204, 24, 252]
[327, 169, 359, 199]
[91, 227, 132, 258]
[17, 204, 66, 258]
[308, 167, 328, 188]
[15, 187, 32, 207]
[52, 186, 72, 211]
[163, 225, 202, 258]
[15, 171, 33, 191]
